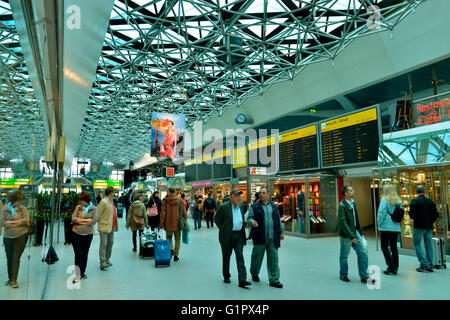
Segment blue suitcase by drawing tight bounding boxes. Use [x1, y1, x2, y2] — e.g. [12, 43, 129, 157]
[154, 238, 171, 267]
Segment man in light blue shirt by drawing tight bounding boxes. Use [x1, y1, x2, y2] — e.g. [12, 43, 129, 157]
[215, 189, 251, 288]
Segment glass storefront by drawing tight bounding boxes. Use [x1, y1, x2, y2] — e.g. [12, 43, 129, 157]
[213, 182, 231, 205]
[270, 174, 338, 238]
[376, 126, 450, 255]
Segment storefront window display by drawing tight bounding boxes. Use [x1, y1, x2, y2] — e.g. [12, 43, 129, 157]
[213, 183, 231, 205]
[375, 166, 450, 254]
[271, 175, 338, 238]
[376, 126, 449, 255]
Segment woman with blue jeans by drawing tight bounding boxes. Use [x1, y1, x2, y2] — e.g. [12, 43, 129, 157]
[377, 185, 401, 275]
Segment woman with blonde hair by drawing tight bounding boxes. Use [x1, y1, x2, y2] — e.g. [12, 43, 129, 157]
[377, 184, 402, 275]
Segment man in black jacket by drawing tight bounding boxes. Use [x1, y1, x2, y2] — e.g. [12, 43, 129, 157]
[409, 185, 439, 272]
[215, 189, 251, 288]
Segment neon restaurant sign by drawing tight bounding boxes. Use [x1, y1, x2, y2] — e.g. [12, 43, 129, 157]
[413, 92, 450, 127]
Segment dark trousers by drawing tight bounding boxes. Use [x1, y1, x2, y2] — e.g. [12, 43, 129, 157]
[193, 211, 202, 229]
[380, 231, 399, 272]
[4, 234, 28, 282]
[206, 211, 215, 228]
[221, 231, 247, 282]
[132, 230, 144, 249]
[72, 232, 93, 276]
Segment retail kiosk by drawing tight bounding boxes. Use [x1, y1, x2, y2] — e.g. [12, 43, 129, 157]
[374, 110, 450, 257]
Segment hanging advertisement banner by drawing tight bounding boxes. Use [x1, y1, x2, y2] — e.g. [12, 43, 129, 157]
[151, 112, 185, 159]
[413, 91, 450, 127]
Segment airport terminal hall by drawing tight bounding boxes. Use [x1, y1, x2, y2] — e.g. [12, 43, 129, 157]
[0, 0, 449, 303]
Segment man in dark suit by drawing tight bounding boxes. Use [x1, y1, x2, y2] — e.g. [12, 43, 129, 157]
[409, 185, 439, 272]
[215, 189, 251, 288]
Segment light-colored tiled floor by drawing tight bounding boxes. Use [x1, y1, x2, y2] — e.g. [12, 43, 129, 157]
[1, 213, 449, 300]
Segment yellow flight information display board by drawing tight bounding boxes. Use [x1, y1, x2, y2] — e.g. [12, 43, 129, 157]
[212, 149, 232, 180]
[0, 178, 30, 189]
[197, 154, 212, 181]
[93, 180, 123, 190]
[184, 159, 197, 183]
[320, 107, 379, 167]
[233, 146, 247, 168]
[279, 124, 318, 172]
[248, 136, 276, 168]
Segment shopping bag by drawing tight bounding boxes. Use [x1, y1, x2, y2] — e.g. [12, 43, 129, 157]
[148, 205, 158, 217]
[156, 227, 167, 240]
[182, 226, 190, 245]
[361, 236, 368, 255]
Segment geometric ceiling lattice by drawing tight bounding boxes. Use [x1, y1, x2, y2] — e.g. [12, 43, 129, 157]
[77, 0, 423, 165]
[0, 0, 46, 162]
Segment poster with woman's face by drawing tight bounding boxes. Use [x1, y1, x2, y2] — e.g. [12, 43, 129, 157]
[151, 112, 185, 159]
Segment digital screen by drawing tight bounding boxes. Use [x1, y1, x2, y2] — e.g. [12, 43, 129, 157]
[248, 136, 276, 168]
[320, 107, 379, 167]
[213, 163, 232, 179]
[184, 165, 197, 183]
[279, 124, 319, 172]
[197, 163, 212, 181]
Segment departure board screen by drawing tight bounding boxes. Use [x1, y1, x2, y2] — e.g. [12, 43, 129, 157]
[184, 165, 197, 183]
[197, 163, 212, 181]
[212, 150, 232, 180]
[213, 163, 232, 179]
[248, 136, 276, 168]
[320, 107, 380, 168]
[279, 124, 319, 172]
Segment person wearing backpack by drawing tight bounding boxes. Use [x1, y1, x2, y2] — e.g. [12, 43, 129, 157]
[203, 193, 217, 229]
[409, 185, 439, 273]
[126, 192, 149, 252]
[377, 184, 402, 275]
[193, 196, 203, 230]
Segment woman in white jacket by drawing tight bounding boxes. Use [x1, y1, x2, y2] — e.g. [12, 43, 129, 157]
[377, 184, 402, 275]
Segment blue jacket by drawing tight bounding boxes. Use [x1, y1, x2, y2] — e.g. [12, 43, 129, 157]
[249, 200, 282, 248]
[377, 198, 401, 232]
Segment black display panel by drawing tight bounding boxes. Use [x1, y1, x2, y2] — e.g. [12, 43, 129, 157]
[320, 107, 380, 168]
[213, 162, 232, 180]
[197, 163, 212, 181]
[184, 165, 197, 183]
[279, 124, 319, 172]
[248, 136, 276, 168]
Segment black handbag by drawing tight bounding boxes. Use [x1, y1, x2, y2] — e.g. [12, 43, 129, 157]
[388, 204, 405, 223]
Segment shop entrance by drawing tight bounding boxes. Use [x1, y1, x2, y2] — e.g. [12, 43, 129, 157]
[343, 177, 377, 237]
[271, 174, 338, 238]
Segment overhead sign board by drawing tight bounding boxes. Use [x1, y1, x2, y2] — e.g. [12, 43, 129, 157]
[320, 106, 380, 168]
[93, 180, 123, 189]
[413, 92, 450, 127]
[279, 124, 319, 173]
[0, 178, 30, 189]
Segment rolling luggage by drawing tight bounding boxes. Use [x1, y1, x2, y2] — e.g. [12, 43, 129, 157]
[139, 229, 156, 258]
[154, 229, 171, 267]
[432, 237, 446, 269]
